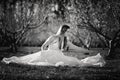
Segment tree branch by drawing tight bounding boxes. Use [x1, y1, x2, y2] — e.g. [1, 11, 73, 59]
[28, 16, 48, 29]
[87, 21, 111, 40]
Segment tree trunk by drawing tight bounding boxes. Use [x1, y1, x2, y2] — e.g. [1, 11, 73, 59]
[10, 43, 17, 52]
[106, 40, 116, 59]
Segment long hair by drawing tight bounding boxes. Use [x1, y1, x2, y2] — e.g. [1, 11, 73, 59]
[58, 36, 68, 50]
[56, 25, 70, 50]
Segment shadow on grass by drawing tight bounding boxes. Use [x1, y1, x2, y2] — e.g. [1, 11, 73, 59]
[0, 61, 120, 80]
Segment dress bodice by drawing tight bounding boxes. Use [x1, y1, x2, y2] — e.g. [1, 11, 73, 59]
[48, 37, 60, 50]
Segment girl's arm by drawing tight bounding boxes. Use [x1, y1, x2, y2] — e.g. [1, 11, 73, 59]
[41, 35, 55, 50]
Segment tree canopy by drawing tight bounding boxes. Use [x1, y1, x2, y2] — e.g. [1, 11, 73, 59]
[0, 0, 120, 53]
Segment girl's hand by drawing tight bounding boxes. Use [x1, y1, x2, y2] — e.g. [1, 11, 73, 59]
[61, 49, 64, 52]
[41, 45, 47, 51]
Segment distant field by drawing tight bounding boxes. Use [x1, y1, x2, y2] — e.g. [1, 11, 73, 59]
[0, 47, 120, 80]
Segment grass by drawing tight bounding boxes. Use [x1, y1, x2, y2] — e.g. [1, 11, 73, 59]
[0, 47, 120, 80]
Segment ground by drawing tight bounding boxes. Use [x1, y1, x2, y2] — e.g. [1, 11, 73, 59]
[0, 47, 120, 80]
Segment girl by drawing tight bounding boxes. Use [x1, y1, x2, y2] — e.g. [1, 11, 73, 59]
[2, 25, 105, 67]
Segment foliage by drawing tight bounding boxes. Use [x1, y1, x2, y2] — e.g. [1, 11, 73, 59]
[0, 0, 48, 51]
[0, 0, 120, 53]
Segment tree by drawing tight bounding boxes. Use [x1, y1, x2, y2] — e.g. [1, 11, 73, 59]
[59, 0, 120, 58]
[0, 0, 48, 52]
[74, 0, 120, 58]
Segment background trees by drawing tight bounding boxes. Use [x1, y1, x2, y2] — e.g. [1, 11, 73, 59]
[0, 0, 120, 58]
[0, 0, 48, 52]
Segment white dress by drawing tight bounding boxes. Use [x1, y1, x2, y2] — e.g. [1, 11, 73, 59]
[2, 38, 106, 67]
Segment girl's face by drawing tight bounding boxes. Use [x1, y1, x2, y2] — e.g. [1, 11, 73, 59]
[61, 27, 68, 34]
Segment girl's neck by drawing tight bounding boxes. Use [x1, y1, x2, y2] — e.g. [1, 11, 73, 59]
[60, 34, 65, 37]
